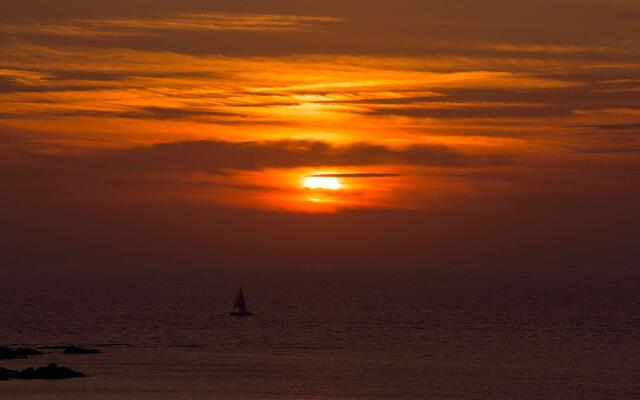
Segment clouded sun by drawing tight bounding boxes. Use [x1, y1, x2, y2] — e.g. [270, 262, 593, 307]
[303, 176, 342, 190]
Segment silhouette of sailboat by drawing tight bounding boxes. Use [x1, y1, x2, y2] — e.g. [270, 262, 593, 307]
[229, 286, 253, 317]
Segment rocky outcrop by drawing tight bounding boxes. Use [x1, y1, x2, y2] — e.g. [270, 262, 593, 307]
[0, 363, 86, 380]
[0, 347, 43, 360]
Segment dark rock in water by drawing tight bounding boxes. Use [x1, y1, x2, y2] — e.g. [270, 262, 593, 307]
[0, 346, 43, 360]
[0, 364, 86, 380]
[63, 346, 102, 354]
[0, 347, 17, 360]
[19, 363, 87, 379]
[0, 367, 17, 380]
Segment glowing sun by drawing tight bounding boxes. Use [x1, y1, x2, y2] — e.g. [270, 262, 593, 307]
[303, 176, 342, 190]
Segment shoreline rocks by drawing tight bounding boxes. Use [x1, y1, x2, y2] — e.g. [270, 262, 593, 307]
[0, 363, 86, 380]
[0, 347, 43, 360]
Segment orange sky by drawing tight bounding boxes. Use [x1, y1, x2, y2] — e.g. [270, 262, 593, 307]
[1, 0, 638, 269]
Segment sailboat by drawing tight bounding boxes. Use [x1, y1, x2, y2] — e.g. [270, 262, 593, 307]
[229, 286, 253, 317]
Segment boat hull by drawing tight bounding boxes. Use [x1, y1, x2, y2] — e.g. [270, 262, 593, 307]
[229, 311, 253, 317]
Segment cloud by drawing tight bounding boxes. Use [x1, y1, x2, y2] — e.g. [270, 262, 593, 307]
[573, 123, 640, 131]
[361, 105, 575, 119]
[1, 12, 345, 37]
[309, 173, 402, 178]
[67, 139, 509, 174]
[0, 136, 521, 217]
[0, 43, 592, 142]
[572, 145, 640, 154]
[49, 106, 241, 120]
[0, 138, 510, 209]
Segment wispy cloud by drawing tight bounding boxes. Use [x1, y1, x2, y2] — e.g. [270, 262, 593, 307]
[310, 173, 402, 178]
[2, 43, 612, 150]
[572, 123, 640, 131]
[2, 12, 345, 37]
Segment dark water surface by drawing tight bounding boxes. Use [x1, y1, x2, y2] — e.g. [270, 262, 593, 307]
[1, 268, 639, 399]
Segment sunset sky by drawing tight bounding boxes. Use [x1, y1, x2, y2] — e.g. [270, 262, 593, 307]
[1, 0, 638, 270]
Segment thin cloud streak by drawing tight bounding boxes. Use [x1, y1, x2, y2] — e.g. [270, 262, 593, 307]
[1, 12, 346, 37]
[310, 173, 402, 178]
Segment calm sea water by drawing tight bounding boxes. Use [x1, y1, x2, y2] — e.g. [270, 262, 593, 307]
[1, 268, 639, 399]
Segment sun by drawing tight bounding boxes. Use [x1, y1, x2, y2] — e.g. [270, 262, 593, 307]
[303, 176, 342, 190]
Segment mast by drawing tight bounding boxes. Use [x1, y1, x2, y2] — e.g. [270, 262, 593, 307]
[234, 286, 247, 311]
[230, 285, 252, 316]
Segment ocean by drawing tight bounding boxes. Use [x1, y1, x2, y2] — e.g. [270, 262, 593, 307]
[1, 268, 638, 399]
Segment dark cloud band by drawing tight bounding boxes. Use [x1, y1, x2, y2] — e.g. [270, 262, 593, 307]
[309, 173, 402, 178]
